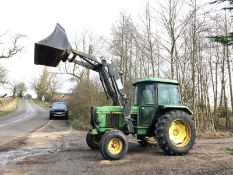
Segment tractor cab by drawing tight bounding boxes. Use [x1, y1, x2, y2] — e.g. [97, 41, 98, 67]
[133, 78, 182, 126]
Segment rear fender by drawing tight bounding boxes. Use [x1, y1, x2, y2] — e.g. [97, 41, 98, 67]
[160, 105, 193, 115]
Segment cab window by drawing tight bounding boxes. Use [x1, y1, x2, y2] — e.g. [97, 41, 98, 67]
[134, 84, 157, 105]
[158, 84, 181, 105]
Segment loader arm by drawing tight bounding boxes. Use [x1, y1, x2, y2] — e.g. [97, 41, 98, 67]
[34, 23, 134, 133]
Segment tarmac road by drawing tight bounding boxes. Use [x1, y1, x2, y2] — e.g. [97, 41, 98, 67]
[0, 99, 49, 146]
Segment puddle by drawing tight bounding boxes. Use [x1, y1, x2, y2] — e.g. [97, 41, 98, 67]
[0, 148, 59, 167]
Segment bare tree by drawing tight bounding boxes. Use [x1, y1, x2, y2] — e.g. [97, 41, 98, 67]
[110, 12, 136, 82]
[31, 67, 60, 100]
[47, 72, 61, 100]
[0, 31, 25, 59]
[10, 81, 27, 98]
[0, 65, 7, 85]
[57, 30, 107, 82]
[16, 82, 26, 98]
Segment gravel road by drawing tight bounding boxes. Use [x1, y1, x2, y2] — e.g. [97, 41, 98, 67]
[0, 118, 233, 175]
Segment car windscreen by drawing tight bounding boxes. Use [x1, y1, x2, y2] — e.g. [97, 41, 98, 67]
[52, 103, 66, 109]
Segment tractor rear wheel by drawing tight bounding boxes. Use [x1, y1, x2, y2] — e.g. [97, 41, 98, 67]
[156, 110, 196, 155]
[100, 130, 128, 160]
[86, 133, 101, 150]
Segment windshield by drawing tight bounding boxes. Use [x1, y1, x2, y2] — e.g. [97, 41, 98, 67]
[52, 103, 66, 109]
[158, 84, 181, 105]
[134, 84, 157, 105]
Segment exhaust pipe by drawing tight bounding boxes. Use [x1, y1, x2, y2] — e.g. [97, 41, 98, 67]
[34, 23, 71, 67]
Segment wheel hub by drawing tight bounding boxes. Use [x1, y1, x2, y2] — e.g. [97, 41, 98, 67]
[169, 120, 191, 147]
[108, 138, 123, 154]
[173, 129, 179, 136]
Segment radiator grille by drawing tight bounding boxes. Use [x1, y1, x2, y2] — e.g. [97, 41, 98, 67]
[106, 113, 119, 128]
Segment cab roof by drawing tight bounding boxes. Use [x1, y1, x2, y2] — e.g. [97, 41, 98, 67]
[133, 77, 179, 86]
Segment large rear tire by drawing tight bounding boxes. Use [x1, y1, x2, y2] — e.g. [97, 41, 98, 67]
[156, 110, 196, 155]
[100, 130, 128, 160]
[86, 133, 101, 150]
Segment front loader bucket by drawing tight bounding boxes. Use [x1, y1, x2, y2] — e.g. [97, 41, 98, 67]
[34, 23, 71, 67]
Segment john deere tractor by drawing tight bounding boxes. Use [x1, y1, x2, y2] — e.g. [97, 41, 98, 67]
[34, 23, 196, 160]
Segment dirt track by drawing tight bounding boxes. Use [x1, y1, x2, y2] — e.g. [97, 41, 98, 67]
[0, 120, 233, 175]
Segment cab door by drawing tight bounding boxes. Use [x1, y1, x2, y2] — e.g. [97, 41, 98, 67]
[135, 84, 158, 125]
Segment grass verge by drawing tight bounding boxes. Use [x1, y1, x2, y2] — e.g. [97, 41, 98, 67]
[33, 99, 50, 109]
[0, 98, 19, 116]
[69, 112, 89, 130]
[225, 147, 233, 154]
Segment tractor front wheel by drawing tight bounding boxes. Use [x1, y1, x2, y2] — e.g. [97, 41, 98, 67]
[156, 110, 196, 155]
[100, 130, 128, 160]
[86, 133, 101, 150]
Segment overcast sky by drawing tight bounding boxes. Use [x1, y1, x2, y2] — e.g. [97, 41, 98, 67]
[0, 0, 148, 95]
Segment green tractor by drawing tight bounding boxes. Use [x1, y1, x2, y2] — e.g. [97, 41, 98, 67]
[34, 23, 196, 160]
[87, 78, 195, 160]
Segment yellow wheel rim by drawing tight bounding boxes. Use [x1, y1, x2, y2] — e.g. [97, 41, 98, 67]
[108, 138, 123, 154]
[169, 120, 191, 147]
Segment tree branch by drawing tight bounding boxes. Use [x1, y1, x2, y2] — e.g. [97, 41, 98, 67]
[0, 33, 26, 59]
